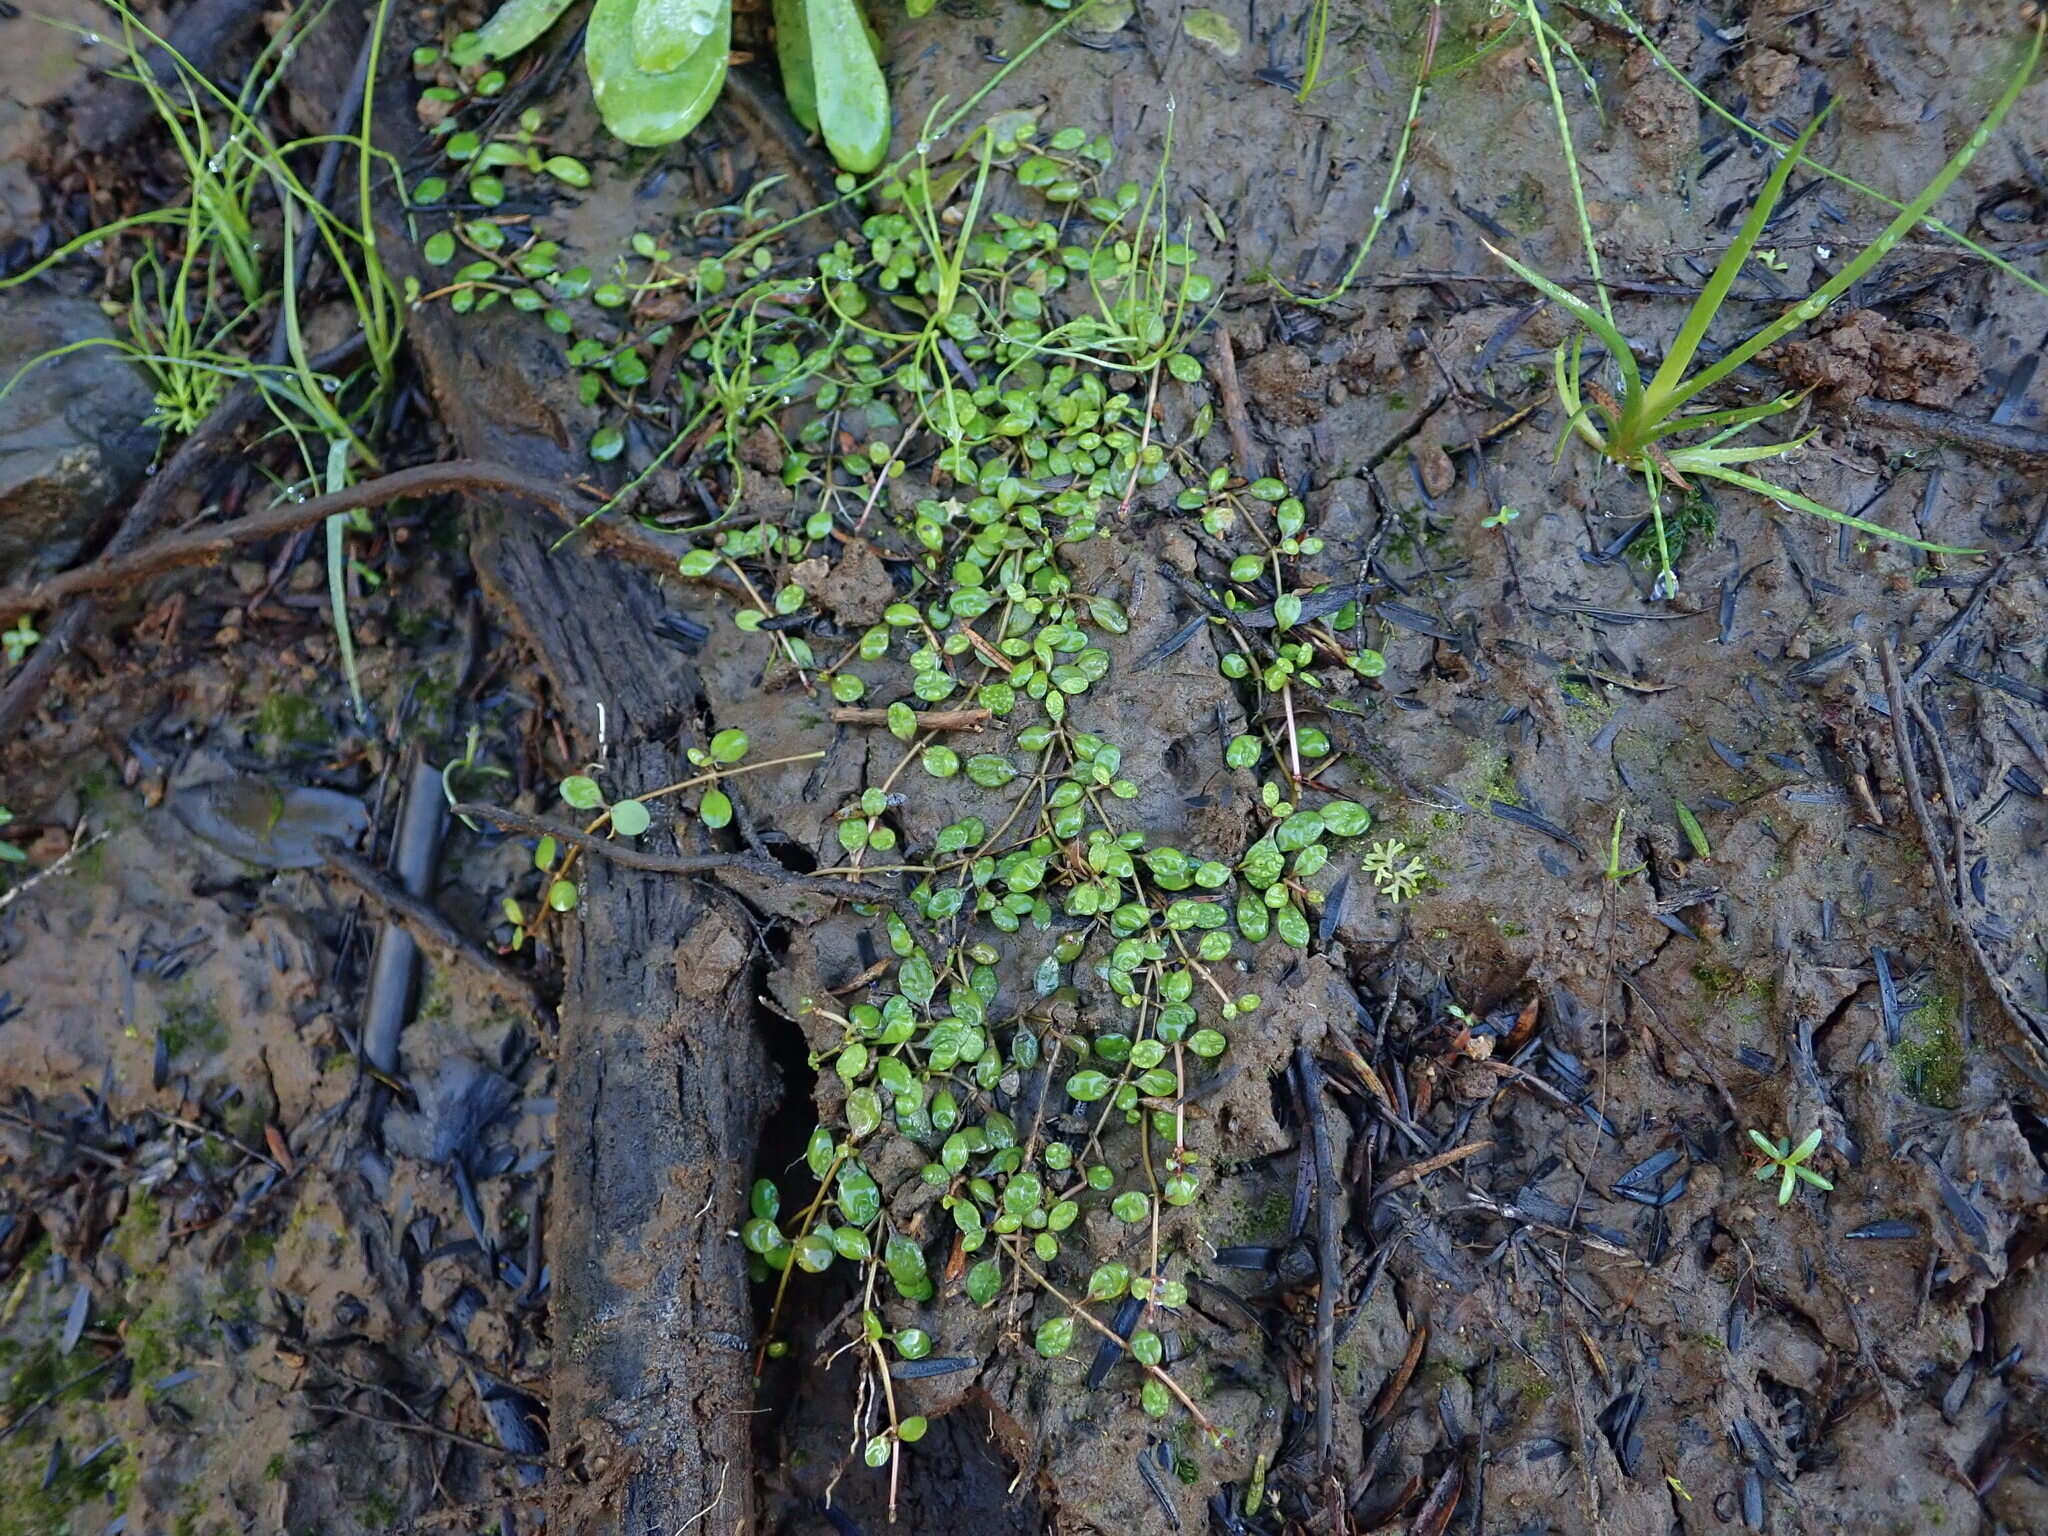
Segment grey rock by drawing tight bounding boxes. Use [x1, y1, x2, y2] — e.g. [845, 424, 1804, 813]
[0, 292, 159, 581]
[168, 777, 368, 869]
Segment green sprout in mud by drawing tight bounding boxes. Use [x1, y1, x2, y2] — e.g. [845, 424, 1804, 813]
[0, 808, 25, 865]
[1493, 3, 2042, 596]
[1362, 839, 1426, 903]
[2, 617, 37, 668]
[1604, 808, 1645, 883]
[1747, 1127, 1834, 1207]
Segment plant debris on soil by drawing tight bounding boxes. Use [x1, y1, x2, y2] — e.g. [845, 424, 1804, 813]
[6, 2, 2048, 1534]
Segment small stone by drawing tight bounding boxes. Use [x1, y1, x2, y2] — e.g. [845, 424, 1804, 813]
[0, 294, 158, 583]
[230, 560, 267, 595]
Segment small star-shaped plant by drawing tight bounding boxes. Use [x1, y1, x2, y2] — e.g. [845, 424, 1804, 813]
[1747, 1128, 1834, 1207]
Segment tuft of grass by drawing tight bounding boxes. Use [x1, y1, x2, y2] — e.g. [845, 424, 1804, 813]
[1, 1, 405, 720]
[1494, 4, 2041, 596]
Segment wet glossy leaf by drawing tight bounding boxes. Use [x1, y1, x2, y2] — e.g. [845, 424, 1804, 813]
[1065, 1070, 1111, 1102]
[806, 1124, 836, 1177]
[586, 0, 728, 147]
[1087, 1262, 1130, 1301]
[1034, 1317, 1074, 1358]
[838, 1162, 882, 1225]
[966, 754, 1018, 788]
[477, 0, 577, 57]
[965, 1258, 1002, 1305]
[846, 1087, 882, 1139]
[794, 1232, 835, 1271]
[541, 154, 592, 188]
[1321, 799, 1372, 837]
[805, 0, 889, 172]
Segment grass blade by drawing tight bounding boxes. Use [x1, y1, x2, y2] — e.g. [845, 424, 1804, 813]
[1689, 463, 1980, 555]
[1642, 114, 1825, 412]
[1484, 242, 1642, 404]
[1609, 5, 2048, 300]
[1669, 23, 2041, 413]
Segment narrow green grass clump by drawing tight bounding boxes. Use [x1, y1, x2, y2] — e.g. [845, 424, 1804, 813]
[1495, 3, 2041, 595]
[1, 1, 407, 716]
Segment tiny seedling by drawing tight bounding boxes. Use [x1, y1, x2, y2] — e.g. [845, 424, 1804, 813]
[1747, 1127, 1834, 1207]
[3, 615, 39, 667]
[1605, 808, 1645, 882]
[1494, 5, 2041, 595]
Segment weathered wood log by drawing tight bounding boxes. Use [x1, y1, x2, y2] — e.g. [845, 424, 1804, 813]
[370, 63, 772, 1536]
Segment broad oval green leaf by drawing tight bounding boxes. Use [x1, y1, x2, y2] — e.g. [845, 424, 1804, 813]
[803, 0, 888, 173]
[477, 0, 577, 59]
[633, 0, 723, 72]
[587, 0, 729, 148]
[771, 0, 819, 133]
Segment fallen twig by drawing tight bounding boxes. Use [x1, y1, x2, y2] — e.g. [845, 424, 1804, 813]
[1212, 326, 1262, 479]
[304, 1397, 549, 1464]
[1880, 635, 2048, 1054]
[449, 803, 864, 901]
[1294, 1048, 1340, 1474]
[0, 460, 596, 623]
[1371, 1139, 1494, 1200]
[830, 707, 991, 731]
[0, 335, 367, 738]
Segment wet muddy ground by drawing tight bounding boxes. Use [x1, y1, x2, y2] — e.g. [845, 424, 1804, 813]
[6, 1, 2048, 1533]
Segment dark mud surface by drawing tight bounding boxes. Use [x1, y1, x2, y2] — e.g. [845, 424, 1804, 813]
[6, 2, 2048, 1533]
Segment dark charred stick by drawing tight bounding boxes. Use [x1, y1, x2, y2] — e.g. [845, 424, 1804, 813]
[318, 841, 554, 1033]
[1880, 636, 2048, 1056]
[73, 0, 268, 150]
[1846, 397, 2048, 472]
[1294, 1048, 1340, 1474]
[266, 26, 379, 369]
[0, 461, 594, 623]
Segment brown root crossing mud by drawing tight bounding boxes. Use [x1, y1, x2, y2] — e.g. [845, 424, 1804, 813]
[5, 2, 2048, 1534]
